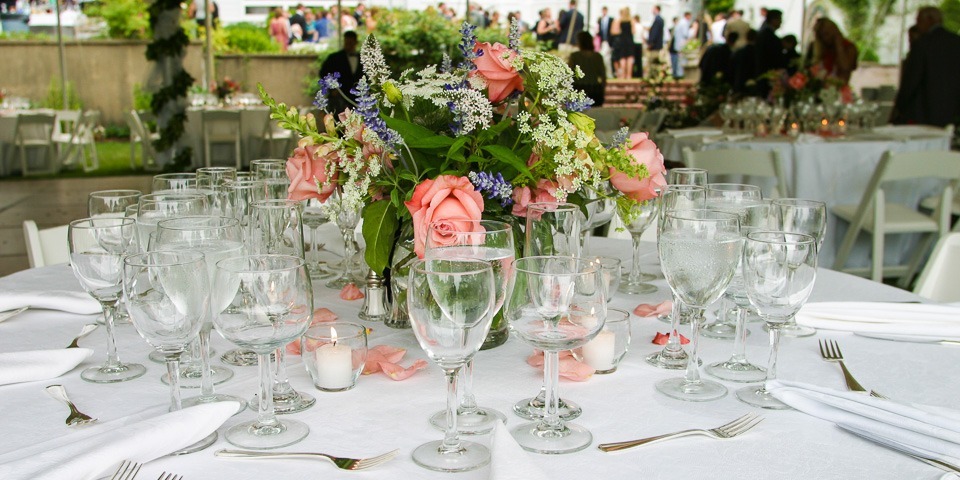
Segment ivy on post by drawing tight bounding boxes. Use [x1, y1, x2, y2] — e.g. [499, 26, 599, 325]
[147, 0, 193, 171]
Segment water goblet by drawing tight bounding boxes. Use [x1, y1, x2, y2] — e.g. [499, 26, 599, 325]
[213, 254, 313, 449]
[505, 256, 606, 453]
[136, 193, 208, 252]
[524, 202, 581, 258]
[325, 196, 362, 289]
[736, 232, 818, 409]
[767, 198, 826, 338]
[68, 217, 146, 383]
[666, 167, 708, 186]
[424, 220, 515, 435]
[196, 166, 237, 214]
[123, 251, 218, 453]
[301, 197, 333, 279]
[618, 197, 660, 295]
[407, 258, 496, 471]
[88, 190, 142, 218]
[152, 172, 198, 193]
[655, 210, 742, 401]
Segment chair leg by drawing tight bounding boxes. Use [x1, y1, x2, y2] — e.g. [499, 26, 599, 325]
[871, 229, 884, 282]
[898, 232, 937, 289]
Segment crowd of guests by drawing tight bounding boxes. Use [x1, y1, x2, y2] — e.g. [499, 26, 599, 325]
[268, 2, 376, 52]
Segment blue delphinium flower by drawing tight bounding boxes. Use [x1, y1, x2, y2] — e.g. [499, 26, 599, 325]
[469, 171, 514, 207]
[351, 78, 401, 148]
[564, 96, 594, 113]
[314, 72, 342, 112]
[458, 22, 482, 70]
[609, 127, 629, 148]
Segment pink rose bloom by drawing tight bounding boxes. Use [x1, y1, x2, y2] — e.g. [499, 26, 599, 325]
[470, 42, 524, 103]
[609, 132, 667, 203]
[404, 175, 485, 258]
[339, 282, 364, 300]
[510, 179, 559, 217]
[286, 138, 338, 202]
[788, 72, 807, 90]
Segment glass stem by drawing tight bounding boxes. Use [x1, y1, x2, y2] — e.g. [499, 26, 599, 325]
[539, 350, 562, 432]
[257, 352, 280, 427]
[730, 305, 748, 363]
[101, 302, 122, 369]
[664, 295, 683, 354]
[683, 307, 706, 385]
[341, 227, 355, 280]
[760, 323, 782, 394]
[628, 230, 644, 284]
[441, 366, 463, 454]
[273, 348, 294, 395]
[165, 353, 182, 411]
[198, 326, 214, 398]
[459, 358, 478, 413]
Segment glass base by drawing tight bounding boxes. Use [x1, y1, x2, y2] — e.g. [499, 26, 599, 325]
[225, 418, 310, 450]
[148, 350, 168, 364]
[429, 406, 507, 435]
[510, 421, 593, 454]
[251, 390, 317, 415]
[621, 271, 657, 282]
[97, 310, 131, 326]
[162, 364, 234, 388]
[513, 395, 581, 421]
[221, 348, 262, 367]
[169, 431, 217, 455]
[412, 440, 490, 472]
[655, 377, 727, 402]
[701, 322, 742, 340]
[618, 281, 658, 295]
[765, 323, 816, 337]
[705, 359, 767, 383]
[645, 348, 700, 370]
[324, 274, 353, 289]
[182, 393, 249, 415]
[81, 362, 146, 383]
[657, 314, 691, 325]
[735, 385, 790, 409]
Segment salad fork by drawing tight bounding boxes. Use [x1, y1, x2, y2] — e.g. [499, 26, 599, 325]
[157, 473, 183, 480]
[44, 384, 97, 426]
[598, 413, 763, 452]
[215, 448, 399, 470]
[110, 460, 141, 480]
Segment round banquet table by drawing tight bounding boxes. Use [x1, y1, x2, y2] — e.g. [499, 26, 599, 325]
[0, 237, 956, 480]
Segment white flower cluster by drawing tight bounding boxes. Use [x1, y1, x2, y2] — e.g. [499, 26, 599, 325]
[330, 111, 385, 212]
[361, 36, 391, 87]
[448, 88, 493, 134]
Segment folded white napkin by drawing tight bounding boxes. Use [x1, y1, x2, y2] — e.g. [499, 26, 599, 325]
[796, 302, 960, 341]
[767, 379, 960, 466]
[0, 348, 93, 386]
[666, 127, 724, 138]
[0, 265, 100, 315]
[490, 423, 549, 480]
[0, 401, 239, 480]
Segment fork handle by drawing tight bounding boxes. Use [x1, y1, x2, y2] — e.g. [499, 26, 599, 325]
[598, 429, 704, 452]
[215, 449, 333, 462]
[838, 360, 867, 392]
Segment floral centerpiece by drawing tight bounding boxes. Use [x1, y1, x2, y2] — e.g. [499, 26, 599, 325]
[259, 21, 665, 318]
[766, 65, 853, 107]
[214, 76, 241, 101]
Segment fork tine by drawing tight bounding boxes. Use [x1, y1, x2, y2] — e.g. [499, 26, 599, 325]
[110, 461, 141, 480]
[717, 413, 754, 431]
[730, 415, 764, 436]
[819, 339, 828, 358]
[830, 340, 843, 359]
[354, 449, 400, 470]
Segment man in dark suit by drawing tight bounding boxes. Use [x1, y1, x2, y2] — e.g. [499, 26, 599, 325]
[754, 9, 786, 96]
[731, 30, 759, 97]
[699, 31, 737, 87]
[646, 5, 665, 76]
[319, 31, 364, 115]
[289, 4, 308, 41]
[597, 6, 614, 78]
[557, 0, 585, 58]
[893, 7, 960, 127]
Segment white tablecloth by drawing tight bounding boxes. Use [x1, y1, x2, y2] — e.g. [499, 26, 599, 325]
[0, 238, 955, 480]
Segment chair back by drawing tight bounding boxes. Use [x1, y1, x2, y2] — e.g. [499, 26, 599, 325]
[682, 147, 790, 198]
[14, 113, 55, 142]
[22, 220, 69, 268]
[128, 110, 158, 163]
[636, 109, 667, 133]
[53, 110, 80, 138]
[202, 110, 242, 137]
[913, 233, 960, 302]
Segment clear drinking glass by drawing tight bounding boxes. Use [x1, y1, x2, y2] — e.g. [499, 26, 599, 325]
[88, 190, 142, 218]
[154, 216, 248, 412]
[618, 197, 660, 295]
[655, 210, 742, 401]
[213, 255, 313, 449]
[424, 220, 515, 435]
[123, 251, 217, 454]
[251, 159, 289, 202]
[68, 217, 146, 383]
[136, 193, 208, 252]
[152, 173, 198, 193]
[666, 168, 708, 186]
[325, 195, 362, 289]
[301, 197, 333, 279]
[768, 199, 826, 338]
[196, 166, 237, 215]
[407, 258, 496, 471]
[736, 232, 818, 409]
[505, 256, 606, 453]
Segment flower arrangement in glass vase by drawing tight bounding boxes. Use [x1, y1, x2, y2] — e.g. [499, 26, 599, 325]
[258, 21, 665, 312]
[213, 76, 241, 101]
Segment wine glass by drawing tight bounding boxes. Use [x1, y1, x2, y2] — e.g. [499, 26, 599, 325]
[655, 210, 742, 401]
[666, 168, 708, 186]
[302, 197, 332, 279]
[152, 173, 197, 194]
[736, 232, 818, 409]
[122, 251, 217, 454]
[645, 185, 706, 369]
[88, 190, 142, 218]
[424, 220, 515, 435]
[325, 195, 362, 289]
[579, 190, 616, 254]
[212, 254, 313, 449]
[407, 258, 495, 471]
[769, 198, 826, 338]
[618, 197, 660, 295]
[251, 160, 289, 202]
[524, 202, 581, 258]
[196, 167, 237, 215]
[154, 216, 248, 412]
[505, 256, 606, 453]
[68, 217, 146, 383]
[136, 193, 208, 252]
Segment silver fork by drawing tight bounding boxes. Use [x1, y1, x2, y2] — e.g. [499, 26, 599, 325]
[156, 473, 183, 480]
[819, 339, 869, 392]
[44, 384, 97, 426]
[215, 448, 399, 470]
[597, 413, 763, 452]
[110, 460, 142, 480]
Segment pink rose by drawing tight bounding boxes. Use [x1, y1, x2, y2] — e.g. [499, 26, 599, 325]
[470, 42, 524, 103]
[609, 132, 667, 203]
[286, 138, 338, 202]
[510, 179, 559, 217]
[788, 72, 807, 90]
[404, 175, 485, 258]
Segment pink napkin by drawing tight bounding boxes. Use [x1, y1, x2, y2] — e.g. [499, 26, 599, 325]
[526, 350, 594, 381]
[363, 345, 427, 380]
[339, 283, 364, 300]
[286, 308, 338, 355]
[634, 300, 672, 318]
[652, 332, 690, 345]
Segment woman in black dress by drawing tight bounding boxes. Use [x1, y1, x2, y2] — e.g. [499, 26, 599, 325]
[536, 9, 559, 50]
[610, 7, 635, 79]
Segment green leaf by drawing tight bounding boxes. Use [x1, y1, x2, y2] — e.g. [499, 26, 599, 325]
[481, 145, 534, 181]
[384, 116, 454, 149]
[362, 200, 399, 276]
[446, 136, 470, 162]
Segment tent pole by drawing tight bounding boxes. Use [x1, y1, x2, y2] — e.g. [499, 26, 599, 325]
[55, 0, 68, 109]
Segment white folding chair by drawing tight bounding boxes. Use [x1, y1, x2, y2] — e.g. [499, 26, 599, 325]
[249, 107, 294, 163]
[14, 113, 58, 176]
[682, 147, 790, 198]
[56, 110, 100, 172]
[126, 110, 162, 171]
[913, 233, 960, 302]
[22, 220, 70, 268]
[832, 150, 960, 284]
[51, 110, 80, 144]
[202, 110, 242, 169]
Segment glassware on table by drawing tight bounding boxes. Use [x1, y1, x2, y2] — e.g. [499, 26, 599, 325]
[645, 185, 706, 369]
[407, 258, 496, 471]
[589, 256, 621, 302]
[196, 167, 237, 215]
[618, 197, 660, 295]
[250, 159, 286, 178]
[325, 195, 363, 289]
[302, 322, 367, 392]
[122, 251, 217, 454]
[736, 232, 818, 409]
[135, 193, 208, 252]
[505, 256, 606, 453]
[251, 159, 289, 201]
[768, 198, 826, 338]
[68, 217, 146, 383]
[152, 173, 197, 193]
[424, 220, 515, 435]
[666, 167, 708, 186]
[301, 197, 333, 279]
[524, 202, 581, 258]
[655, 210, 742, 401]
[88, 190, 142, 218]
[154, 216, 247, 412]
[212, 254, 313, 449]
[578, 190, 616, 254]
[578, 308, 631, 374]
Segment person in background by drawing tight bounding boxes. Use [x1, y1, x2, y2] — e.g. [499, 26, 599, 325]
[289, 3, 307, 41]
[596, 6, 614, 78]
[314, 8, 331, 40]
[269, 8, 290, 52]
[646, 5, 665, 75]
[710, 12, 727, 44]
[668, 17, 680, 79]
[363, 8, 377, 33]
[700, 30, 736, 87]
[731, 29, 759, 96]
[320, 31, 364, 115]
[557, 0, 585, 59]
[631, 14, 645, 78]
[569, 31, 606, 106]
[781, 34, 800, 74]
[804, 18, 858, 83]
[354, 1, 366, 27]
[892, 6, 960, 126]
[755, 9, 786, 96]
[536, 8, 560, 50]
[304, 10, 318, 42]
[507, 11, 530, 34]
[610, 7, 635, 79]
[725, 10, 749, 49]
[188, 0, 218, 31]
[670, 13, 691, 79]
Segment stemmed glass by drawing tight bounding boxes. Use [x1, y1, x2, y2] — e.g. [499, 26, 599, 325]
[645, 185, 706, 369]
[122, 251, 217, 454]
[325, 195, 362, 289]
[407, 258, 495, 471]
[505, 256, 606, 453]
[88, 190, 142, 218]
[424, 220, 515, 435]
[736, 232, 818, 409]
[154, 216, 248, 412]
[136, 193, 208, 252]
[301, 197, 332, 279]
[655, 210, 742, 401]
[666, 168, 708, 186]
[213, 255, 313, 449]
[579, 190, 615, 254]
[768, 198, 826, 338]
[152, 173, 197, 193]
[196, 167, 237, 215]
[618, 197, 660, 295]
[68, 217, 146, 383]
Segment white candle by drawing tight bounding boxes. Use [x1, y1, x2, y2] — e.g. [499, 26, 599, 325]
[314, 328, 354, 390]
[582, 330, 617, 372]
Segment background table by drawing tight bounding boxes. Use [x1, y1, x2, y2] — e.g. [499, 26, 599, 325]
[181, 107, 273, 169]
[0, 237, 956, 480]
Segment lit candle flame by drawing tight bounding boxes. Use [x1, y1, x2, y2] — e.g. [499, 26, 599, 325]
[331, 327, 338, 346]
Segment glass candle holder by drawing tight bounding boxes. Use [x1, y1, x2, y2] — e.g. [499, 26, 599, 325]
[580, 308, 631, 374]
[589, 256, 621, 303]
[303, 322, 368, 392]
